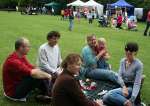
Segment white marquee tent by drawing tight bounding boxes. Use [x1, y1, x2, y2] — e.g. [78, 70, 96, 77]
[84, 0, 102, 7]
[67, 0, 104, 17]
[84, 0, 104, 17]
[67, 0, 85, 6]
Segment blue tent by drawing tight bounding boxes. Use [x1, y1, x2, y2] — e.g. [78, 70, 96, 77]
[111, 0, 134, 8]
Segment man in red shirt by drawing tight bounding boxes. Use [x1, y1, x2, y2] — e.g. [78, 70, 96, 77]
[144, 10, 150, 36]
[2, 37, 52, 102]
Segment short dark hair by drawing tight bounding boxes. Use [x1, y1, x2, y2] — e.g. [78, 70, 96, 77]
[125, 42, 139, 52]
[47, 31, 60, 40]
[15, 38, 24, 50]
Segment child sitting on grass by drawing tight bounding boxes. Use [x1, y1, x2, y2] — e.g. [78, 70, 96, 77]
[94, 37, 111, 69]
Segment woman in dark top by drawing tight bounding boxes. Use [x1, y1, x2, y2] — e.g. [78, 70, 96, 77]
[52, 53, 102, 106]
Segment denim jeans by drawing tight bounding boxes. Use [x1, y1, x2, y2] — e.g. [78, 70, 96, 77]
[69, 19, 73, 31]
[80, 67, 121, 86]
[97, 58, 109, 69]
[103, 87, 133, 106]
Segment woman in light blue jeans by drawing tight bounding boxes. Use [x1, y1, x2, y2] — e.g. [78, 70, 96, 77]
[103, 42, 143, 106]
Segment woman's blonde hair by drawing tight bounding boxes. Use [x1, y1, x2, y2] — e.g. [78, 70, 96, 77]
[98, 37, 106, 44]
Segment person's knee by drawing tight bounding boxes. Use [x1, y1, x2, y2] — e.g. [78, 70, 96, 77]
[108, 71, 118, 79]
[103, 93, 114, 104]
[103, 93, 110, 103]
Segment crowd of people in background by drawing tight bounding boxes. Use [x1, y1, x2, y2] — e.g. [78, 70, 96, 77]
[18, 5, 150, 35]
[59, 6, 140, 32]
[17, 4, 150, 36]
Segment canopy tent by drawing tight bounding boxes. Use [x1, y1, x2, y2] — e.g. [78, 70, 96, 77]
[84, 0, 104, 17]
[110, 0, 134, 8]
[45, 2, 60, 7]
[84, 0, 103, 7]
[44, 2, 61, 15]
[67, 0, 85, 6]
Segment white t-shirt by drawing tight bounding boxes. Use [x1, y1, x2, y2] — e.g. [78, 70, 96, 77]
[37, 43, 62, 74]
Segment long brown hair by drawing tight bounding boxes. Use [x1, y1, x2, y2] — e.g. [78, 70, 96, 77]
[61, 53, 82, 70]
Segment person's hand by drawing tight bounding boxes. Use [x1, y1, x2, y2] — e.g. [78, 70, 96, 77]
[124, 100, 132, 106]
[86, 78, 91, 82]
[95, 99, 103, 106]
[98, 49, 106, 57]
[48, 74, 52, 80]
[122, 86, 128, 97]
[56, 67, 63, 75]
[52, 72, 58, 78]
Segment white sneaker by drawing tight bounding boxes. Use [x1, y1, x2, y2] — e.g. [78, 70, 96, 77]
[141, 102, 146, 106]
[98, 90, 108, 96]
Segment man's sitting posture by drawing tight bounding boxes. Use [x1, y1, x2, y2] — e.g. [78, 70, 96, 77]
[37, 31, 62, 95]
[3, 37, 52, 102]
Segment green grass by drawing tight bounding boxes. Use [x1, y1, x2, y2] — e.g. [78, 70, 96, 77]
[0, 11, 150, 105]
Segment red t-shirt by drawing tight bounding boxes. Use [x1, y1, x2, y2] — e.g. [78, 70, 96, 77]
[147, 11, 150, 22]
[2, 52, 34, 97]
[117, 16, 123, 24]
[64, 9, 68, 16]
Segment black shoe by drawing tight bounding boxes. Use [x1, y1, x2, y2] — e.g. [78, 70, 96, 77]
[135, 102, 146, 106]
[144, 33, 147, 36]
[35, 95, 52, 104]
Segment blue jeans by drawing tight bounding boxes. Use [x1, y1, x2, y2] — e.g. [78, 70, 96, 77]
[103, 87, 133, 106]
[80, 67, 121, 86]
[97, 58, 109, 69]
[69, 19, 73, 31]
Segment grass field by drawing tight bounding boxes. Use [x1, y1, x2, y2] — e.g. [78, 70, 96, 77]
[0, 11, 150, 105]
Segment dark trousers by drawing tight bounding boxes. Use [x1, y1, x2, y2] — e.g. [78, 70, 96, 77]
[116, 23, 122, 29]
[144, 21, 150, 36]
[13, 76, 50, 99]
[134, 91, 141, 105]
[89, 19, 93, 24]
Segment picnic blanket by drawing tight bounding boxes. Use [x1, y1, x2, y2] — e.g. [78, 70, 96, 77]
[81, 80, 119, 100]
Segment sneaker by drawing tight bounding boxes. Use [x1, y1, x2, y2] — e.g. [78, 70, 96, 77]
[35, 95, 52, 104]
[135, 102, 146, 106]
[4, 92, 26, 102]
[98, 90, 108, 96]
[141, 102, 146, 106]
[144, 33, 147, 36]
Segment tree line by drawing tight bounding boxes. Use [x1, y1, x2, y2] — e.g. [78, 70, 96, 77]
[0, 0, 150, 9]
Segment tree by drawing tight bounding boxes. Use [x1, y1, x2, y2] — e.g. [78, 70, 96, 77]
[0, 0, 18, 8]
[0, 0, 149, 9]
